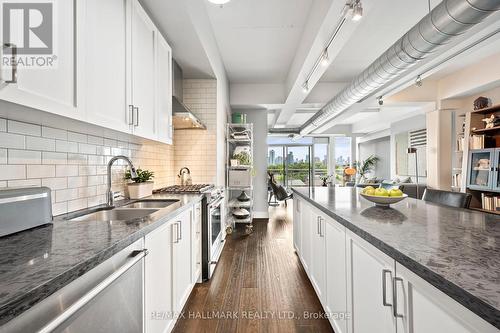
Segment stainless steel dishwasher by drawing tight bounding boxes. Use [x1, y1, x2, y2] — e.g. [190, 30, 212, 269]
[1, 239, 147, 333]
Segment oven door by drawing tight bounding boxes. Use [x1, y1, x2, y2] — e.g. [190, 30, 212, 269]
[207, 197, 224, 278]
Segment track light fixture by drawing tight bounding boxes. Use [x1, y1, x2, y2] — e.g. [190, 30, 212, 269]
[377, 96, 384, 106]
[415, 75, 423, 87]
[350, 0, 363, 21]
[321, 49, 329, 66]
[302, 81, 309, 93]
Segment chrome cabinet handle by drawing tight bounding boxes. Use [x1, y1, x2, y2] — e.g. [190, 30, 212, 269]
[393, 276, 404, 318]
[317, 216, 320, 235]
[178, 221, 182, 241]
[2, 43, 17, 84]
[133, 106, 139, 126]
[38, 249, 148, 333]
[128, 105, 134, 125]
[319, 217, 324, 237]
[382, 269, 392, 307]
[173, 223, 179, 243]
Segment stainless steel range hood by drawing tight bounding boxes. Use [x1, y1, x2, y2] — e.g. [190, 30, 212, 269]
[172, 61, 206, 130]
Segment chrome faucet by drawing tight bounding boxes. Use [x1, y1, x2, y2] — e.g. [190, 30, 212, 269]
[106, 155, 138, 207]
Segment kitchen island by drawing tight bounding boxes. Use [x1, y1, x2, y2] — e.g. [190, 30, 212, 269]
[292, 186, 500, 332]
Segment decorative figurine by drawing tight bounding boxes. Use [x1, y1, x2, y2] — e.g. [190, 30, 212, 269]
[481, 114, 500, 129]
[474, 96, 491, 110]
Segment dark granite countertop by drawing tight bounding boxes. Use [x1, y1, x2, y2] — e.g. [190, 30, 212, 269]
[292, 186, 500, 329]
[0, 193, 203, 326]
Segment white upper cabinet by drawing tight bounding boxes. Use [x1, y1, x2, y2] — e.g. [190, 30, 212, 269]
[128, 0, 157, 141]
[1, 0, 174, 144]
[82, 0, 130, 132]
[0, 0, 82, 120]
[156, 33, 173, 144]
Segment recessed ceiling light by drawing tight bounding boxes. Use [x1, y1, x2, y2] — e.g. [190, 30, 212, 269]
[320, 50, 329, 66]
[207, 0, 231, 5]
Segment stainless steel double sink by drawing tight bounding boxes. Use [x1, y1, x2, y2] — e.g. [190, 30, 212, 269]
[67, 199, 179, 222]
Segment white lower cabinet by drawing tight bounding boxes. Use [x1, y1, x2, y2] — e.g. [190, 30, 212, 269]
[191, 203, 202, 283]
[145, 220, 173, 333]
[145, 205, 198, 333]
[293, 197, 302, 253]
[346, 230, 396, 333]
[294, 200, 498, 333]
[394, 263, 498, 333]
[324, 219, 347, 333]
[310, 209, 326, 302]
[172, 209, 193, 314]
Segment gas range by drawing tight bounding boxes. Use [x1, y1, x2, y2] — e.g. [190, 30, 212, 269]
[153, 184, 213, 194]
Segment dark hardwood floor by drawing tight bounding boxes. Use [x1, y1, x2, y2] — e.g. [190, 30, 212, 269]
[172, 204, 334, 333]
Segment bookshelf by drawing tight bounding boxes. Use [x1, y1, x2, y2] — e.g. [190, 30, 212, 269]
[462, 103, 500, 215]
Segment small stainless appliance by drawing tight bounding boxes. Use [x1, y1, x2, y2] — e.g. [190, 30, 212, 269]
[178, 167, 193, 186]
[153, 184, 224, 280]
[0, 187, 52, 237]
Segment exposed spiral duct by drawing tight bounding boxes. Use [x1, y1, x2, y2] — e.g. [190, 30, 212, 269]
[300, 0, 500, 135]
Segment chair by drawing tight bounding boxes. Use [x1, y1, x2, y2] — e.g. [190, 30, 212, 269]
[379, 183, 404, 191]
[422, 188, 472, 209]
[268, 172, 293, 207]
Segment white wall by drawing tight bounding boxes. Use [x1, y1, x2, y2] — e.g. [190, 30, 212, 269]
[235, 110, 269, 218]
[358, 136, 391, 180]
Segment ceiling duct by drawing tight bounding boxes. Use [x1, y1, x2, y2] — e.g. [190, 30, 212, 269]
[268, 127, 302, 135]
[300, 0, 500, 136]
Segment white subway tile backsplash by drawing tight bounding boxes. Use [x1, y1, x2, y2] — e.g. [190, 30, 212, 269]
[0, 149, 6, 164]
[0, 165, 26, 180]
[56, 188, 79, 202]
[42, 152, 67, 165]
[78, 143, 96, 155]
[52, 202, 67, 215]
[68, 176, 88, 188]
[7, 178, 41, 188]
[78, 186, 96, 198]
[56, 165, 79, 177]
[0, 132, 25, 149]
[87, 135, 104, 145]
[42, 177, 67, 190]
[26, 136, 56, 151]
[68, 154, 87, 165]
[8, 150, 41, 164]
[0, 119, 6, 132]
[88, 155, 104, 165]
[67, 198, 87, 212]
[68, 132, 87, 143]
[27, 165, 55, 178]
[55, 140, 78, 153]
[7, 120, 41, 136]
[42, 126, 67, 140]
[79, 165, 96, 176]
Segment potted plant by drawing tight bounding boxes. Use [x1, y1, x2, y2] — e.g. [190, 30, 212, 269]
[233, 151, 251, 166]
[354, 155, 380, 183]
[125, 168, 155, 199]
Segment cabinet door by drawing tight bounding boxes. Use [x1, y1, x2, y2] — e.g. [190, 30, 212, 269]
[325, 219, 347, 333]
[346, 230, 396, 333]
[310, 211, 326, 302]
[0, 0, 82, 120]
[82, 0, 130, 132]
[395, 263, 497, 333]
[467, 149, 495, 190]
[172, 209, 193, 313]
[299, 202, 312, 273]
[156, 33, 173, 144]
[492, 149, 500, 192]
[293, 197, 301, 253]
[145, 222, 173, 333]
[129, 0, 157, 140]
[192, 203, 202, 283]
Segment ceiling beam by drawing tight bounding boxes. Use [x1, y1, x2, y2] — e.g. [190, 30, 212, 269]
[273, 0, 374, 127]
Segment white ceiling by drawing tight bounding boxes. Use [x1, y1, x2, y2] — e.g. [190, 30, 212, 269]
[319, 0, 439, 82]
[205, 0, 313, 83]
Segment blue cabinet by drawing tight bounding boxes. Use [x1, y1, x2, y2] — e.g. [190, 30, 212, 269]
[467, 149, 500, 192]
